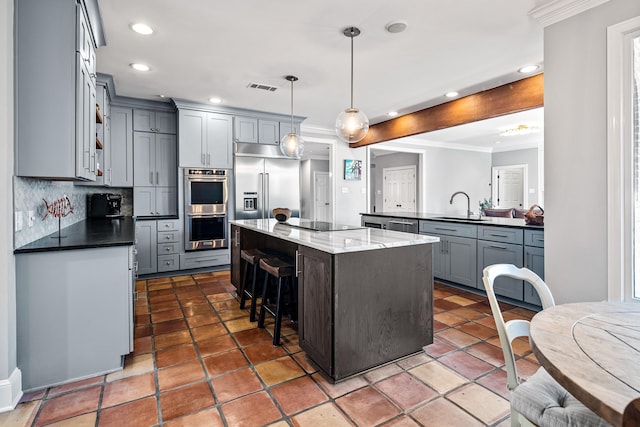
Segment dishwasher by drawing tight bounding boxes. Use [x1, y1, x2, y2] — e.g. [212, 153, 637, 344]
[386, 219, 419, 234]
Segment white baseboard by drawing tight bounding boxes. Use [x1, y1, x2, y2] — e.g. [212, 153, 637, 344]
[0, 368, 23, 413]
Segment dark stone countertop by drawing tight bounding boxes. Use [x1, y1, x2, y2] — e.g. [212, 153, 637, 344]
[14, 217, 136, 254]
[361, 212, 544, 229]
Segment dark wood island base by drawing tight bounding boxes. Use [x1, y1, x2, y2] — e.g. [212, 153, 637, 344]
[230, 220, 436, 382]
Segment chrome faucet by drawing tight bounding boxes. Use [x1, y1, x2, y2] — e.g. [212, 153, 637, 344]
[450, 191, 472, 219]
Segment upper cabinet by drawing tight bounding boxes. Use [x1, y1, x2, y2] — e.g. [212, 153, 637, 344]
[233, 117, 258, 143]
[134, 109, 177, 134]
[15, 0, 97, 181]
[109, 106, 134, 187]
[233, 117, 298, 145]
[178, 110, 233, 169]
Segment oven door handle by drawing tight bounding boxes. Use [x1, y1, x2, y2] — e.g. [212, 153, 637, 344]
[185, 213, 227, 218]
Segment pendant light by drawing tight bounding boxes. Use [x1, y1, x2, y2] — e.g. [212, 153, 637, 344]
[335, 27, 369, 143]
[280, 75, 304, 159]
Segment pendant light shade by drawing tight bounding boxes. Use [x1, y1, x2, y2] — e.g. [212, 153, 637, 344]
[335, 27, 369, 143]
[280, 75, 304, 159]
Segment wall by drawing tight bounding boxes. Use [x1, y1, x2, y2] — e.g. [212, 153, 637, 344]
[13, 179, 133, 248]
[299, 159, 329, 219]
[424, 147, 492, 215]
[0, 0, 20, 411]
[545, 0, 640, 303]
[371, 152, 420, 212]
[334, 142, 367, 226]
[492, 147, 540, 206]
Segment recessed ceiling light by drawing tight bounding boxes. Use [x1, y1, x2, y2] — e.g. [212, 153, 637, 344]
[388, 111, 398, 117]
[209, 97, 223, 104]
[158, 95, 165, 98]
[385, 21, 408, 34]
[518, 65, 539, 74]
[131, 23, 153, 35]
[445, 91, 459, 98]
[130, 63, 150, 72]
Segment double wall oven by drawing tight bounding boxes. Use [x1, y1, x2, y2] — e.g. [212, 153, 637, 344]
[184, 169, 228, 251]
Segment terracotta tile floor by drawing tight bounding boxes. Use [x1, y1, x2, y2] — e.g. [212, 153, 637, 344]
[3, 270, 540, 427]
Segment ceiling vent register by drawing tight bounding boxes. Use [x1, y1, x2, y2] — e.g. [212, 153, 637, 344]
[247, 83, 278, 92]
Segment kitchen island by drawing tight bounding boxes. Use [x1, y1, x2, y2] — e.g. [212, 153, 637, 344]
[230, 218, 439, 382]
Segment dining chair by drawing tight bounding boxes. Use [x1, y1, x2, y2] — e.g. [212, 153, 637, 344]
[482, 264, 612, 427]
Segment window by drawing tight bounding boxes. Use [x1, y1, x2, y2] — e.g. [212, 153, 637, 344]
[607, 17, 640, 301]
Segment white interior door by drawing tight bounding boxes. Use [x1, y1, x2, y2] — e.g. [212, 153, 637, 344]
[314, 171, 331, 222]
[492, 165, 526, 209]
[383, 166, 416, 212]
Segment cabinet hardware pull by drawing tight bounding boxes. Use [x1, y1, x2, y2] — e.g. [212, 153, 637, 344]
[489, 233, 508, 237]
[166, 247, 171, 251]
[235, 229, 240, 246]
[156, 172, 159, 185]
[434, 227, 456, 232]
[295, 250, 302, 277]
[489, 244, 507, 250]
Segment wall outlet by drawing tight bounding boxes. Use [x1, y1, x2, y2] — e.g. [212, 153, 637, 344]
[28, 210, 35, 227]
[342, 187, 349, 193]
[15, 211, 23, 232]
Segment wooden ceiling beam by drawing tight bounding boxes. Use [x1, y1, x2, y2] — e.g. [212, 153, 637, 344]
[349, 73, 544, 148]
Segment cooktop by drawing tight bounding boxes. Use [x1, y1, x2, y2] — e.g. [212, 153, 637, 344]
[284, 218, 364, 232]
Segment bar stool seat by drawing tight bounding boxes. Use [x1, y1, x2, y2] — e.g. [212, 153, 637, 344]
[257, 256, 296, 346]
[239, 248, 272, 322]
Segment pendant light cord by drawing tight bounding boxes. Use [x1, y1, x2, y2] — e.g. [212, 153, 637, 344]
[290, 78, 294, 130]
[350, 32, 354, 109]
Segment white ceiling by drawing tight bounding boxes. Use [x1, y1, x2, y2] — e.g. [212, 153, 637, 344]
[96, 0, 544, 135]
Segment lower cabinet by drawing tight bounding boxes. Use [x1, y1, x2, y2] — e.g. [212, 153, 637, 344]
[230, 225, 241, 288]
[297, 245, 333, 375]
[431, 234, 477, 287]
[135, 220, 157, 275]
[524, 229, 545, 306]
[157, 219, 181, 272]
[477, 240, 524, 300]
[179, 250, 230, 270]
[133, 187, 177, 217]
[16, 246, 133, 390]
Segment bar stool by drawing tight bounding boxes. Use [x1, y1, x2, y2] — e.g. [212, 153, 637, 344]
[257, 256, 296, 346]
[239, 248, 272, 322]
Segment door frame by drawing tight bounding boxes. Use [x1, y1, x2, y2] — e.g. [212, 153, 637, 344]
[491, 164, 528, 209]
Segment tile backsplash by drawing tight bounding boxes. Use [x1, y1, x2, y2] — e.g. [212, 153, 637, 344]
[13, 177, 133, 248]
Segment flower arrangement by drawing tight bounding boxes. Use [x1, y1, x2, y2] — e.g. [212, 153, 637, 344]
[479, 197, 492, 215]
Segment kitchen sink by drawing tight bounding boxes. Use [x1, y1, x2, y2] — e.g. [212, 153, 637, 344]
[434, 216, 490, 222]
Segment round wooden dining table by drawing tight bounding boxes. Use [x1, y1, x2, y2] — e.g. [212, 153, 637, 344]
[529, 302, 640, 427]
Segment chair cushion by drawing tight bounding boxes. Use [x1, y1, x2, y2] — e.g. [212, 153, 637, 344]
[511, 367, 612, 427]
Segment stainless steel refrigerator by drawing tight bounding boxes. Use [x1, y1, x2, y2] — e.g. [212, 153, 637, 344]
[234, 143, 300, 220]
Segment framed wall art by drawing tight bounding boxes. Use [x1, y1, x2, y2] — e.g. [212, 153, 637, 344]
[344, 159, 362, 181]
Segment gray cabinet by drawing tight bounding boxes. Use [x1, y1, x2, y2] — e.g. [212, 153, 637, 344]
[133, 132, 177, 216]
[477, 225, 525, 301]
[157, 219, 181, 272]
[387, 219, 419, 233]
[109, 106, 134, 187]
[524, 229, 545, 306]
[16, 246, 133, 390]
[133, 109, 176, 134]
[15, 0, 97, 180]
[258, 119, 279, 145]
[420, 221, 477, 287]
[234, 116, 293, 145]
[279, 122, 300, 141]
[177, 110, 233, 169]
[233, 116, 259, 143]
[135, 221, 157, 275]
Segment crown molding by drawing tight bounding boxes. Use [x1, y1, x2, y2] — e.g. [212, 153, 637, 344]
[529, 0, 611, 27]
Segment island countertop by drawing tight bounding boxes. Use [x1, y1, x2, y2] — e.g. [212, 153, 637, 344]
[230, 218, 439, 254]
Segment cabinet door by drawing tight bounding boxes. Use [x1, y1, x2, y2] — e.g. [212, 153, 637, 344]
[133, 132, 156, 186]
[477, 241, 524, 300]
[110, 107, 134, 187]
[76, 54, 96, 181]
[234, 116, 258, 143]
[100, 85, 111, 186]
[429, 235, 446, 281]
[133, 109, 155, 132]
[207, 113, 233, 169]
[133, 187, 157, 216]
[524, 246, 544, 306]
[135, 221, 157, 275]
[155, 111, 176, 134]
[258, 119, 279, 145]
[298, 245, 333, 375]
[230, 225, 241, 288]
[279, 121, 299, 141]
[155, 187, 177, 216]
[155, 134, 177, 187]
[178, 109, 207, 167]
[447, 236, 477, 288]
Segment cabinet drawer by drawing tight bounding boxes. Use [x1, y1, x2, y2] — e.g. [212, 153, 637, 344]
[158, 243, 179, 255]
[420, 221, 477, 238]
[158, 254, 179, 272]
[477, 225, 523, 244]
[158, 231, 180, 243]
[157, 219, 180, 231]
[524, 229, 544, 247]
[180, 251, 230, 270]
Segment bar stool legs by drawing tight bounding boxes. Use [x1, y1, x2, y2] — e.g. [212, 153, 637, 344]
[257, 257, 295, 346]
[239, 249, 269, 322]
